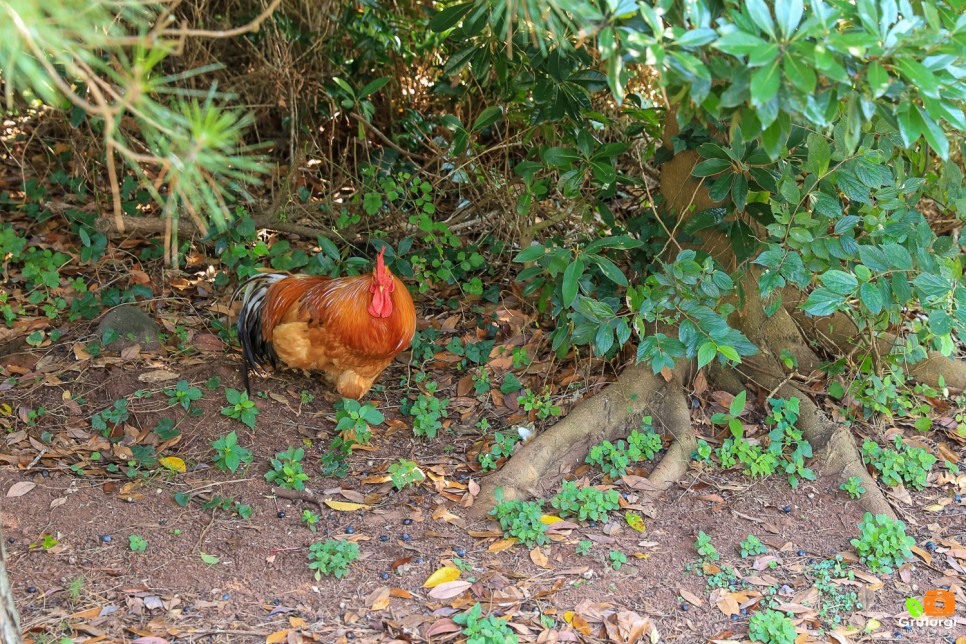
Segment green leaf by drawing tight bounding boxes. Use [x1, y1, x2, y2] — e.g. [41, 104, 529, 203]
[594, 324, 614, 355]
[867, 61, 890, 98]
[732, 173, 748, 211]
[692, 158, 731, 177]
[895, 59, 940, 99]
[805, 133, 831, 176]
[784, 54, 816, 94]
[860, 282, 884, 314]
[750, 61, 781, 107]
[745, 0, 776, 37]
[514, 245, 546, 262]
[357, 77, 389, 99]
[542, 147, 580, 166]
[430, 2, 473, 32]
[562, 257, 585, 308]
[588, 254, 628, 286]
[820, 270, 858, 296]
[916, 106, 949, 159]
[775, 0, 803, 37]
[696, 341, 717, 369]
[802, 288, 843, 316]
[713, 31, 767, 56]
[471, 106, 503, 132]
[729, 389, 747, 417]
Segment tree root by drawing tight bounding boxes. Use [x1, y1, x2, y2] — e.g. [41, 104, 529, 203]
[468, 363, 694, 519]
[735, 289, 896, 518]
[782, 294, 966, 391]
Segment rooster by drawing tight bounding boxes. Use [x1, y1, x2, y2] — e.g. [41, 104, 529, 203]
[232, 246, 416, 399]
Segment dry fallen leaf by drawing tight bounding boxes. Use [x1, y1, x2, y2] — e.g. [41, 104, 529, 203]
[6, 481, 36, 497]
[530, 546, 550, 568]
[324, 500, 369, 512]
[427, 580, 472, 600]
[265, 629, 290, 643]
[366, 586, 391, 611]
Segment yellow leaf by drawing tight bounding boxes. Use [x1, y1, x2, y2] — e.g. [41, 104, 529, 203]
[625, 512, 646, 532]
[423, 566, 461, 588]
[0, 403, 11, 416]
[289, 616, 307, 628]
[159, 456, 186, 473]
[540, 514, 564, 524]
[563, 611, 575, 624]
[487, 538, 517, 553]
[265, 628, 290, 643]
[324, 500, 369, 512]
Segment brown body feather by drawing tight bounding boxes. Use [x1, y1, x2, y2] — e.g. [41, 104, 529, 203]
[234, 266, 415, 399]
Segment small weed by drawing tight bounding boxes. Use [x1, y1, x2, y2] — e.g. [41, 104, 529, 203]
[840, 476, 866, 499]
[404, 379, 449, 439]
[388, 459, 425, 490]
[695, 531, 720, 561]
[861, 436, 936, 489]
[453, 602, 519, 644]
[221, 388, 259, 429]
[308, 539, 360, 579]
[66, 575, 86, 601]
[265, 447, 309, 490]
[211, 431, 253, 473]
[609, 550, 627, 571]
[519, 387, 561, 419]
[301, 509, 320, 532]
[174, 491, 252, 519]
[478, 431, 519, 472]
[472, 368, 491, 395]
[165, 380, 202, 411]
[850, 512, 914, 573]
[335, 398, 384, 444]
[576, 540, 593, 556]
[128, 535, 147, 553]
[694, 439, 713, 461]
[739, 534, 768, 558]
[550, 480, 620, 523]
[489, 488, 548, 548]
[747, 608, 796, 644]
[91, 400, 129, 439]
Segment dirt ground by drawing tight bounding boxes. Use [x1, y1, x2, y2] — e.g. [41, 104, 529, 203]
[2, 336, 965, 644]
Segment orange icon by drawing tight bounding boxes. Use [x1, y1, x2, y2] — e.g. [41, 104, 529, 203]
[923, 589, 955, 617]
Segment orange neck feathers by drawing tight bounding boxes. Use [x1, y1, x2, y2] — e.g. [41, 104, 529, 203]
[368, 247, 395, 318]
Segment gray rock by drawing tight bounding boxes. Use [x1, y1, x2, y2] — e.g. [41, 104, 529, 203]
[97, 305, 160, 352]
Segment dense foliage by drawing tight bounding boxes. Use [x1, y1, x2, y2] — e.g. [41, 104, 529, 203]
[2, 0, 965, 414]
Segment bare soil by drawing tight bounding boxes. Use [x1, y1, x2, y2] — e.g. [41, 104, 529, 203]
[2, 341, 965, 644]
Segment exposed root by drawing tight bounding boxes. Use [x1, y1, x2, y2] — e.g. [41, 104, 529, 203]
[783, 294, 966, 391]
[735, 289, 896, 518]
[468, 363, 693, 519]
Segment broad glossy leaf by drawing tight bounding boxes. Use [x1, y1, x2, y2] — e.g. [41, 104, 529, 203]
[562, 257, 585, 308]
[746, 0, 776, 37]
[430, 2, 473, 32]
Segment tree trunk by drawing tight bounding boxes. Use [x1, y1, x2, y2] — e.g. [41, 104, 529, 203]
[0, 527, 23, 644]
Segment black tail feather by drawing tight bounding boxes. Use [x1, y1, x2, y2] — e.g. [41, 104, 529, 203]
[229, 273, 286, 393]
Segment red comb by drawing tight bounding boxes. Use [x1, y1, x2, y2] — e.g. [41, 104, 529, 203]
[376, 246, 387, 274]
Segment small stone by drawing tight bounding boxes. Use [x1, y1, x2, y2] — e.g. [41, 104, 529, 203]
[277, 511, 286, 518]
[97, 305, 160, 353]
